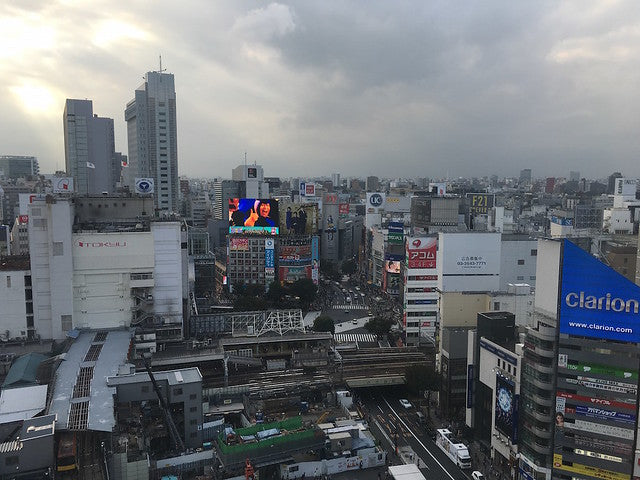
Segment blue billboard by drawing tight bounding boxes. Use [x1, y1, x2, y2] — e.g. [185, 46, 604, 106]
[560, 240, 640, 343]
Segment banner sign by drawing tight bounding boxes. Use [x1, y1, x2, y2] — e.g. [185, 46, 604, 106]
[560, 239, 640, 343]
[467, 193, 494, 214]
[406, 237, 437, 269]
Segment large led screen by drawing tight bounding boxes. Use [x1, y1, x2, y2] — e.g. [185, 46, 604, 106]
[560, 240, 640, 343]
[279, 201, 319, 235]
[495, 375, 515, 440]
[229, 198, 279, 235]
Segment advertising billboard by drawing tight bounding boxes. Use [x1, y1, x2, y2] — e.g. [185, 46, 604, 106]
[53, 177, 74, 193]
[555, 391, 636, 411]
[279, 201, 318, 235]
[299, 182, 316, 197]
[135, 178, 154, 194]
[339, 203, 349, 217]
[560, 239, 640, 343]
[388, 221, 404, 245]
[440, 233, 500, 282]
[366, 192, 386, 213]
[229, 198, 280, 235]
[406, 237, 437, 269]
[565, 359, 638, 381]
[265, 238, 275, 282]
[494, 375, 515, 441]
[467, 193, 494, 214]
[279, 266, 312, 282]
[554, 454, 630, 480]
[321, 194, 339, 261]
[385, 260, 401, 274]
[229, 238, 249, 251]
[311, 235, 319, 285]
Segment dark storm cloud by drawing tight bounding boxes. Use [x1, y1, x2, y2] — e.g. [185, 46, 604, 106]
[1, 1, 639, 178]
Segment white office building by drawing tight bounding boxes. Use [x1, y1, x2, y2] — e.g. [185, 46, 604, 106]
[125, 71, 179, 212]
[403, 236, 438, 343]
[27, 196, 183, 340]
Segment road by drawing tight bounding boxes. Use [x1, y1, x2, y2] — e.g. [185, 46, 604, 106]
[361, 390, 471, 480]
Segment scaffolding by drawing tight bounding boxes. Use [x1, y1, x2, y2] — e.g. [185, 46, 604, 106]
[190, 309, 306, 338]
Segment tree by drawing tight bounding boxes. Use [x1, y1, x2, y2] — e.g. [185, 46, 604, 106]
[290, 278, 317, 305]
[364, 316, 394, 339]
[313, 315, 335, 334]
[266, 280, 287, 305]
[341, 259, 357, 275]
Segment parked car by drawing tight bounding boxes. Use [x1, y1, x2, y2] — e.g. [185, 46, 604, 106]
[472, 472, 484, 480]
[399, 399, 412, 409]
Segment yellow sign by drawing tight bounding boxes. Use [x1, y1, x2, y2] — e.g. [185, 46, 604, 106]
[554, 454, 630, 480]
[467, 193, 494, 214]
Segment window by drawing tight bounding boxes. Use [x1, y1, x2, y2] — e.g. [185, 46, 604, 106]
[517, 259, 525, 265]
[190, 432, 197, 438]
[61, 315, 72, 331]
[173, 388, 183, 396]
[517, 276, 524, 280]
[530, 249, 537, 256]
[142, 386, 149, 393]
[5, 276, 10, 288]
[494, 302, 500, 310]
[190, 419, 197, 425]
[190, 394, 197, 400]
[190, 406, 197, 412]
[53, 242, 64, 256]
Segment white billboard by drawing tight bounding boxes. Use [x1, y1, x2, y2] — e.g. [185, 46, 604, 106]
[72, 232, 155, 271]
[366, 192, 386, 213]
[53, 177, 74, 193]
[135, 178, 154, 194]
[384, 195, 411, 213]
[438, 232, 501, 292]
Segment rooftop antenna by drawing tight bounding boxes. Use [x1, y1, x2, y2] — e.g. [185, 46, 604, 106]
[158, 55, 167, 73]
[244, 151, 247, 168]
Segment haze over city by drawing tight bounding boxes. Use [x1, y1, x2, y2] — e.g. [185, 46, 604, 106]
[1, 0, 639, 178]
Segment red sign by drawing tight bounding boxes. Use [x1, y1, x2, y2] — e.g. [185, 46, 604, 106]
[324, 194, 338, 204]
[305, 184, 315, 196]
[76, 240, 127, 248]
[556, 391, 636, 411]
[407, 238, 437, 269]
[18, 215, 29, 224]
[339, 204, 349, 215]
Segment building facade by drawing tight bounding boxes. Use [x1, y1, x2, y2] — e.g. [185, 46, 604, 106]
[64, 99, 119, 195]
[125, 71, 179, 212]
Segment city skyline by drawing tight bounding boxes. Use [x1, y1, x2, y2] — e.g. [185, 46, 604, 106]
[1, 1, 639, 178]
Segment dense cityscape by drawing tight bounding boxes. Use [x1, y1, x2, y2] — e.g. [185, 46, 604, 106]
[2, 2, 640, 480]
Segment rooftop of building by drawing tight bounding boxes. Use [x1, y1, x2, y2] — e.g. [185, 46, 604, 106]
[2, 353, 47, 389]
[48, 329, 132, 432]
[107, 367, 202, 387]
[0, 255, 30, 271]
[0, 385, 47, 424]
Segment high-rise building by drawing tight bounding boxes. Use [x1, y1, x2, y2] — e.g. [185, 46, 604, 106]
[569, 170, 580, 182]
[331, 173, 341, 190]
[64, 99, 118, 195]
[519, 168, 532, 185]
[0, 156, 39, 179]
[125, 71, 179, 212]
[231, 164, 269, 198]
[366, 176, 379, 191]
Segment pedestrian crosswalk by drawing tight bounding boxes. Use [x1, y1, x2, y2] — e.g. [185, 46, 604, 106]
[334, 333, 378, 344]
[333, 304, 368, 310]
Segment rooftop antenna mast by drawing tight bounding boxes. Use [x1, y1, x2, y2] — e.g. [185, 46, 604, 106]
[158, 55, 167, 73]
[244, 151, 247, 168]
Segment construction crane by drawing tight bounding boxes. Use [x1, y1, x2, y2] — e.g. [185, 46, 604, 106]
[142, 354, 185, 452]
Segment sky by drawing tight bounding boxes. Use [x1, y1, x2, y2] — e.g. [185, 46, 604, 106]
[1, 1, 639, 180]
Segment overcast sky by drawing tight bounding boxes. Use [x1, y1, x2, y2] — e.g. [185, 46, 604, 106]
[1, 1, 639, 180]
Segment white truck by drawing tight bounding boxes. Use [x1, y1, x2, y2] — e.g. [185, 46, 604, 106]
[435, 428, 471, 469]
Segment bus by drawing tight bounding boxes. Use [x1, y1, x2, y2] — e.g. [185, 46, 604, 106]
[57, 432, 78, 472]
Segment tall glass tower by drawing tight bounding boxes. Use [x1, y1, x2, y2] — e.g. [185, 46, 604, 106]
[125, 70, 178, 212]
